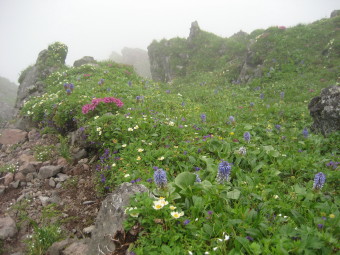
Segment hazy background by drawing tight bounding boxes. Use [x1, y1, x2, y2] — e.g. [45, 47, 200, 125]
[0, 0, 339, 84]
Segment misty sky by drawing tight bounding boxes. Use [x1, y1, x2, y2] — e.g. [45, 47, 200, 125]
[0, 0, 339, 84]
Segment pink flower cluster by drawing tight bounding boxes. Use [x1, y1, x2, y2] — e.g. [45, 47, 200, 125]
[82, 97, 124, 114]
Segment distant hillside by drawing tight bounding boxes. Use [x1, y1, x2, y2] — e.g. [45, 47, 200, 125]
[0, 76, 17, 105]
[109, 47, 151, 78]
[148, 12, 340, 83]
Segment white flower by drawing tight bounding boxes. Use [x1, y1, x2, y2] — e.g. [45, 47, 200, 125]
[171, 211, 184, 219]
[134, 125, 139, 129]
[137, 148, 144, 152]
[94, 116, 99, 120]
[158, 156, 165, 160]
[273, 195, 279, 199]
[112, 163, 116, 167]
[153, 200, 165, 210]
[188, 252, 193, 255]
[169, 205, 176, 210]
[128, 128, 133, 132]
[124, 174, 130, 178]
[213, 247, 218, 251]
[169, 121, 175, 126]
[122, 144, 127, 147]
[96, 127, 102, 132]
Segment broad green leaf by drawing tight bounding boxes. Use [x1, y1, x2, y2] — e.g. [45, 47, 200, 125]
[175, 172, 196, 190]
[227, 189, 241, 200]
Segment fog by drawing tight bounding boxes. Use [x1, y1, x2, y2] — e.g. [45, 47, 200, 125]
[0, 0, 338, 83]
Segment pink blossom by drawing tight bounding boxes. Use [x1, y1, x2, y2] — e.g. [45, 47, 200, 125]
[82, 97, 124, 114]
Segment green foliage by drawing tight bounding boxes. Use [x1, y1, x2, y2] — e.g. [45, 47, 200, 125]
[33, 145, 55, 161]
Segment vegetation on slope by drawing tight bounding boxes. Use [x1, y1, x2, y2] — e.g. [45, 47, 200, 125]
[20, 13, 340, 254]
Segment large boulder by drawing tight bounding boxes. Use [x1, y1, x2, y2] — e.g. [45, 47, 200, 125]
[87, 182, 148, 255]
[73, 56, 97, 67]
[0, 129, 27, 145]
[308, 85, 340, 136]
[15, 42, 68, 110]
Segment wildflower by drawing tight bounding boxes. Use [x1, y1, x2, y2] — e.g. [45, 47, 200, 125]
[195, 173, 201, 182]
[170, 205, 176, 210]
[183, 219, 190, 225]
[230, 132, 235, 136]
[317, 224, 324, 229]
[238, 146, 247, 155]
[94, 116, 99, 120]
[136, 156, 141, 161]
[125, 207, 139, 217]
[246, 236, 254, 241]
[329, 214, 335, 218]
[223, 232, 230, 240]
[275, 124, 281, 131]
[154, 168, 167, 188]
[200, 114, 206, 122]
[250, 102, 255, 107]
[213, 247, 218, 251]
[260, 93, 264, 99]
[188, 251, 193, 255]
[137, 148, 144, 152]
[124, 174, 130, 178]
[313, 172, 326, 190]
[168, 121, 175, 126]
[122, 144, 127, 147]
[153, 201, 165, 210]
[112, 163, 116, 167]
[217, 161, 232, 184]
[280, 91, 285, 99]
[158, 156, 164, 160]
[273, 195, 279, 199]
[229, 116, 235, 122]
[134, 125, 139, 129]
[128, 128, 133, 132]
[171, 211, 184, 219]
[243, 131, 251, 142]
[302, 128, 309, 138]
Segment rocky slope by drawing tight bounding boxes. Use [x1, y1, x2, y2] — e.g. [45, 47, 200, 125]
[148, 11, 340, 83]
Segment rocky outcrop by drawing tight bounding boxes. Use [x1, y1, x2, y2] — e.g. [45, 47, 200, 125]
[308, 85, 340, 136]
[330, 10, 340, 18]
[73, 56, 97, 67]
[87, 182, 148, 254]
[110, 48, 151, 78]
[15, 42, 68, 109]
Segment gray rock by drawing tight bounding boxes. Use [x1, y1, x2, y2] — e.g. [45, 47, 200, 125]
[10, 180, 20, 189]
[0, 216, 18, 240]
[49, 178, 56, 188]
[308, 85, 340, 136]
[73, 149, 87, 160]
[87, 182, 148, 255]
[38, 165, 63, 179]
[55, 173, 69, 182]
[46, 238, 74, 255]
[4, 172, 14, 186]
[19, 162, 36, 174]
[63, 239, 89, 255]
[39, 196, 50, 206]
[83, 225, 95, 234]
[25, 173, 35, 182]
[0, 185, 5, 195]
[0, 129, 27, 145]
[73, 56, 96, 67]
[330, 10, 340, 18]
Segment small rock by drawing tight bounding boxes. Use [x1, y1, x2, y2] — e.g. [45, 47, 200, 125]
[20, 181, 27, 187]
[10, 180, 20, 189]
[25, 173, 34, 182]
[38, 165, 63, 179]
[83, 201, 95, 205]
[19, 162, 36, 174]
[83, 164, 89, 171]
[39, 196, 50, 206]
[4, 173, 14, 186]
[0, 185, 5, 195]
[14, 172, 25, 182]
[55, 173, 69, 182]
[49, 178, 56, 188]
[46, 238, 74, 255]
[57, 157, 68, 167]
[18, 154, 35, 163]
[0, 216, 18, 240]
[78, 158, 88, 164]
[73, 149, 87, 160]
[56, 183, 62, 189]
[83, 225, 95, 234]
